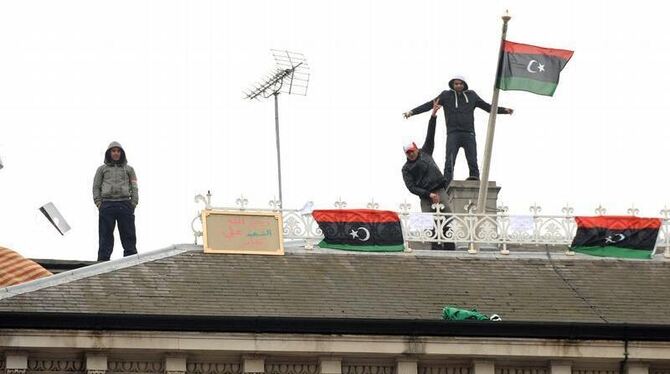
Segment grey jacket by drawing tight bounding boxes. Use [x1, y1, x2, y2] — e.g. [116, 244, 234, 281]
[92, 141, 139, 207]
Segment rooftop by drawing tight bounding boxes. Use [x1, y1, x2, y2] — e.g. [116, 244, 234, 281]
[2, 243, 669, 326]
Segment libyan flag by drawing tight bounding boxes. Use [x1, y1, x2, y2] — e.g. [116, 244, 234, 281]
[497, 40, 574, 96]
[312, 209, 405, 252]
[570, 216, 662, 259]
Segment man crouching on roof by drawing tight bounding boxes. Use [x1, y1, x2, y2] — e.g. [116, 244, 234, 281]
[401, 99, 455, 251]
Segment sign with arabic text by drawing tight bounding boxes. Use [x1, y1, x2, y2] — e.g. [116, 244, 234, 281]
[202, 210, 284, 255]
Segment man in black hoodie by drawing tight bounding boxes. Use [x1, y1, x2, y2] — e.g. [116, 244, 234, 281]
[403, 76, 513, 186]
[402, 99, 455, 251]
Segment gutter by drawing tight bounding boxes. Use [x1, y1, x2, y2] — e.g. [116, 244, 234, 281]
[1, 312, 669, 341]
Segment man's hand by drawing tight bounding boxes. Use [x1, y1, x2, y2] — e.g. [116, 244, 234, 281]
[403, 111, 412, 119]
[430, 192, 440, 204]
[431, 98, 441, 117]
[505, 108, 514, 114]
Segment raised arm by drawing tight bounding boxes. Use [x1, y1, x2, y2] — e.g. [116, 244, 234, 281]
[472, 91, 514, 114]
[421, 99, 441, 156]
[403, 91, 447, 118]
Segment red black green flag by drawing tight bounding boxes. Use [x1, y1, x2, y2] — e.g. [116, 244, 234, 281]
[497, 40, 574, 96]
[570, 216, 662, 259]
[312, 209, 405, 252]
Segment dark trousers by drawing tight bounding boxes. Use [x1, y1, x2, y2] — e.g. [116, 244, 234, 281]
[444, 131, 479, 186]
[98, 200, 137, 261]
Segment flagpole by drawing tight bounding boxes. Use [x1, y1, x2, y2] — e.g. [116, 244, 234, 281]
[475, 11, 511, 218]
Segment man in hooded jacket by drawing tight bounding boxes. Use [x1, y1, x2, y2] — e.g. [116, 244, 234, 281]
[92, 141, 139, 261]
[403, 76, 513, 186]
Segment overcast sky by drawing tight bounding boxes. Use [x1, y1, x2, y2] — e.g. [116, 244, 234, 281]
[1, 0, 669, 260]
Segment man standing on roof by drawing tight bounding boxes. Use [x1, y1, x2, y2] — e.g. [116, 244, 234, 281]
[403, 75, 513, 186]
[92, 141, 139, 261]
[402, 99, 455, 251]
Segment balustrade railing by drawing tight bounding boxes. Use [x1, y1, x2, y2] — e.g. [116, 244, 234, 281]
[191, 193, 670, 257]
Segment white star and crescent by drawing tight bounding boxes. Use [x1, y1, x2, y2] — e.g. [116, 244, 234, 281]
[526, 60, 545, 73]
[604, 233, 626, 244]
[349, 227, 371, 241]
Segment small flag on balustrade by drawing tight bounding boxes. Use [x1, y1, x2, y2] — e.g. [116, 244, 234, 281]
[0, 246, 52, 287]
[570, 216, 662, 259]
[312, 209, 405, 252]
[497, 40, 574, 96]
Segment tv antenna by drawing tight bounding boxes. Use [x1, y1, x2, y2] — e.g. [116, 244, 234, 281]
[244, 50, 310, 209]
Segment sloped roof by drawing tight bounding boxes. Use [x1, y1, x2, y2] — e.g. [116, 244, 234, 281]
[1, 244, 669, 325]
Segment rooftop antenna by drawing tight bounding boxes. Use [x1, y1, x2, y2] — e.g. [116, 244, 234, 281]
[244, 50, 310, 209]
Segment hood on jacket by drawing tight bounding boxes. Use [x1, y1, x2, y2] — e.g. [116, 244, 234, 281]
[448, 75, 471, 108]
[448, 75, 469, 91]
[104, 141, 127, 166]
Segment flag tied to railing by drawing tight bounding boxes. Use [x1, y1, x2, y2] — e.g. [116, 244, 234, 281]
[312, 209, 404, 252]
[570, 216, 662, 259]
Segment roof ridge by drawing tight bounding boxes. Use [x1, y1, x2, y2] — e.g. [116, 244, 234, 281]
[0, 244, 197, 301]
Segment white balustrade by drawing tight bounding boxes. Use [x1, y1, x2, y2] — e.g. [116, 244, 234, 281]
[191, 195, 670, 255]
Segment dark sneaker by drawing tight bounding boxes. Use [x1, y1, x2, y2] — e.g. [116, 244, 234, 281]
[466, 176, 479, 181]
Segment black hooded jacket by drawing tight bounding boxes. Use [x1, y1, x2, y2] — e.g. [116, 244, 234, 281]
[410, 84, 509, 134]
[402, 116, 447, 198]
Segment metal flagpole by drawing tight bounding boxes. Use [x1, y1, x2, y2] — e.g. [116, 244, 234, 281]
[475, 11, 511, 216]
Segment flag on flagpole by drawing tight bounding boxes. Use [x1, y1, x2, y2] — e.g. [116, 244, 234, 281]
[497, 40, 574, 96]
[570, 216, 661, 259]
[0, 246, 52, 287]
[312, 209, 405, 252]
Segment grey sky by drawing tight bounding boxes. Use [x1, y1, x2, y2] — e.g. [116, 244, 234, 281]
[1, 0, 668, 260]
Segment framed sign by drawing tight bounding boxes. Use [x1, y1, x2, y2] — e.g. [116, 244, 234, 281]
[202, 210, 284, 255]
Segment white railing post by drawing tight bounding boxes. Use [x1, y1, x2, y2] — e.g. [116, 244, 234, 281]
[530, 203, 542, 245]
[467, 201, 478, 254]
[661, 206, 670, 258]
[563, 204, 575, 256]
[399, 201, 412, 252]
[498, 203, 509, 255]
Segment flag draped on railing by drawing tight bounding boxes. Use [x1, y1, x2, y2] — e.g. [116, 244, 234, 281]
[312, 209, 405, 252]
[570, 216, 662, 259]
